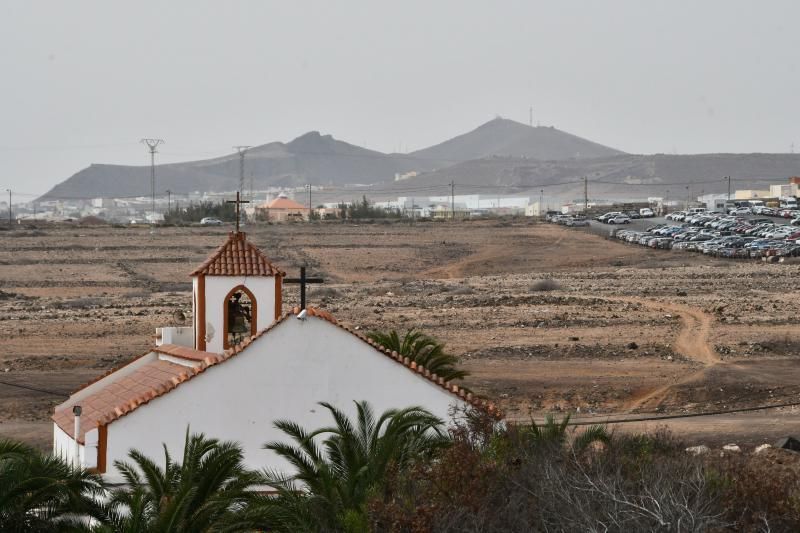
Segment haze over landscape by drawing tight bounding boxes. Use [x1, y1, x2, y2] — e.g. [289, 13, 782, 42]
[40, 118, 800, 203]
[2, 1, 800, 199]
[7, 4, 800, 529]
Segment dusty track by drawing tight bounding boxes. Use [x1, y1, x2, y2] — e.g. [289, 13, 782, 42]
[615, 297, 721, 410]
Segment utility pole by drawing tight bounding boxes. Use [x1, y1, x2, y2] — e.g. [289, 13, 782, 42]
[140, 138, 164, 226]
[725, 176, 731, 200]
[583, 176, 589, 212]
[233, 146, 251, 225]
[450, 180, 455, 219]
[685, 186, 690, 210]
[6, 189, 11, 227]
[166, 190, 172, 216]
[540, 189, 543, 216]
[306, 184, 311, 220]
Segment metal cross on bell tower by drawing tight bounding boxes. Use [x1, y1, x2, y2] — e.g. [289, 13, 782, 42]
[226, 191, 250, 233]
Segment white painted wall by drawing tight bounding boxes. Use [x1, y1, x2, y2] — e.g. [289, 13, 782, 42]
[202, 276, 277, 354]
[101, 317, 466, 483]
[53, 423, 89, 467]
[156, 327, 194, 347]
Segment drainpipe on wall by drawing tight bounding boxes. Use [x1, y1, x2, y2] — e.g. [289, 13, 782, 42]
[72, 405, 82, 467]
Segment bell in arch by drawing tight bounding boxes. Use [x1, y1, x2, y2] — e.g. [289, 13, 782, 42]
[226, 290, 254, 348]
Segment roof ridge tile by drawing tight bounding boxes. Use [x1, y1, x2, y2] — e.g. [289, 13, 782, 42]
[190, 232, 285, 277]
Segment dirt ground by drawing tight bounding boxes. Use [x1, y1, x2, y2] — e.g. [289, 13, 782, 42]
[1, 219, 799, 450]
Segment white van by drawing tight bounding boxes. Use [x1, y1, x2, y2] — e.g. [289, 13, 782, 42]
[639, 207, 654, 217]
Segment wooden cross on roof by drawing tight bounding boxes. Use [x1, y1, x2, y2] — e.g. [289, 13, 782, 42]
[226, 191, 249, 233]
[285, 266, 324, 310]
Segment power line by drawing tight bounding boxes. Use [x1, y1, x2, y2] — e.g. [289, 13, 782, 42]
[540, 399, 800, 427]
[0, 379, 70, 398]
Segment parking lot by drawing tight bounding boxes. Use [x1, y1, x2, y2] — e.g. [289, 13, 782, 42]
[586, 210, 800, 260]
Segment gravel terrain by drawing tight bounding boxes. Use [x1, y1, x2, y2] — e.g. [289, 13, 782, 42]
[1, 219, 798, 449]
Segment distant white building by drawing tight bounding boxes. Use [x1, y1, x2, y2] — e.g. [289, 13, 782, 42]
[770, 183, 798, 198]
[394, 171, 418, 182]
[697, 193, 729, 211]
[525, 202, 542, 217]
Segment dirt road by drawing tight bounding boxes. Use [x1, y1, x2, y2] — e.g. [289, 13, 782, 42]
[618, 297, 722, 410]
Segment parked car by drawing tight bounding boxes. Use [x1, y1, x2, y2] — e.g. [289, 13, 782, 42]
[608, 215, 631, 224]
[597, 212, 624, 223]
[566, 218, 590, 227]
[200, 217, 224, 226]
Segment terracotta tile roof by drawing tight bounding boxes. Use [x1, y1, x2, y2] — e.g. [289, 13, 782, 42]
[265, 196, 306, 210]
[190, 232, 284, 277]
[54, 309, 500, 442]
[153, 344, 220, 362]
[53, 358, 196, 443]
[67, 350, 153, 397]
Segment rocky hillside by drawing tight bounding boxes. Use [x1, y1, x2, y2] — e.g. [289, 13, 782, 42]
[408, 117, 624, 163]
[381, 153, 800, 201]
[39, 132, 431, 200]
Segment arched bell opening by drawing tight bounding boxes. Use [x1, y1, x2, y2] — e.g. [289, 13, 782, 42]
[223, 285, 257, 349]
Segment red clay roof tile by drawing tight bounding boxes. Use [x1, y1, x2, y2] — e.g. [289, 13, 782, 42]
[190, 232, 284, 277]
[53, 359, 191, 444]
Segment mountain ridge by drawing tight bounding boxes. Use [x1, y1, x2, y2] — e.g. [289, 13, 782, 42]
[38, 119, 799, 202]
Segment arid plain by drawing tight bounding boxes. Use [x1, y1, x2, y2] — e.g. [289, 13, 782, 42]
[2, 220, 799, 449]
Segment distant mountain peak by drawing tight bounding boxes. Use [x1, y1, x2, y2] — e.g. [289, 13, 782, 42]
[286, 131, 343, 152]
[410, 118, 623, 163]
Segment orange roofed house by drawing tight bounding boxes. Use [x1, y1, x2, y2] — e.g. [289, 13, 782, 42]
[52, 230, 496, 482]
[255, 193, 308, 222]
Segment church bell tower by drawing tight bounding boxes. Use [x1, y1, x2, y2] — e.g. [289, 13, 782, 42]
[190, 231, 284, 354]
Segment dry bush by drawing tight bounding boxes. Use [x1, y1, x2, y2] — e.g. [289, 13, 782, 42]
[370, 423, 732, 532]
[530, 279, 562, 292]
[448, 286, 475, 295]
[314, 286, 342, 299]
[713, 450, 800, 531]
[370, 415, 800, 532]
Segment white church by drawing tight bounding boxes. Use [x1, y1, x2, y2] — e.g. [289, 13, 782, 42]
[52, 229, 496, 482]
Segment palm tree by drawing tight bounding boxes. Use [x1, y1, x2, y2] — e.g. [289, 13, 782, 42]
[0, 438, 105, 532]
[367, 328, 468, 381]
[524, 414, 610, 453]
[94, 429, 263, 532]
[259, 401, 449, 532]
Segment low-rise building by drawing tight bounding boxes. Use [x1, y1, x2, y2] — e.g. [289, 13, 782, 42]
[735, 189, 771, 200]
[255, 194, 308, 222]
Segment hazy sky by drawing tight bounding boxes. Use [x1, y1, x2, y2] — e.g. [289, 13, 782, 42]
[2, 1, 799, 195]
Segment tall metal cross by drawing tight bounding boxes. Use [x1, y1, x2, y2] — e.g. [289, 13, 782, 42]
[284, 266, 324, 310]
[226, 191, 249, 233]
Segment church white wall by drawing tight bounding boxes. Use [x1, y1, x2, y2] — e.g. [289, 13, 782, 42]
[156, 326, 194, 347]
[101, 317, 466, 483]
[203, 276, 276, 354]
[53, 423, 89, 467]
